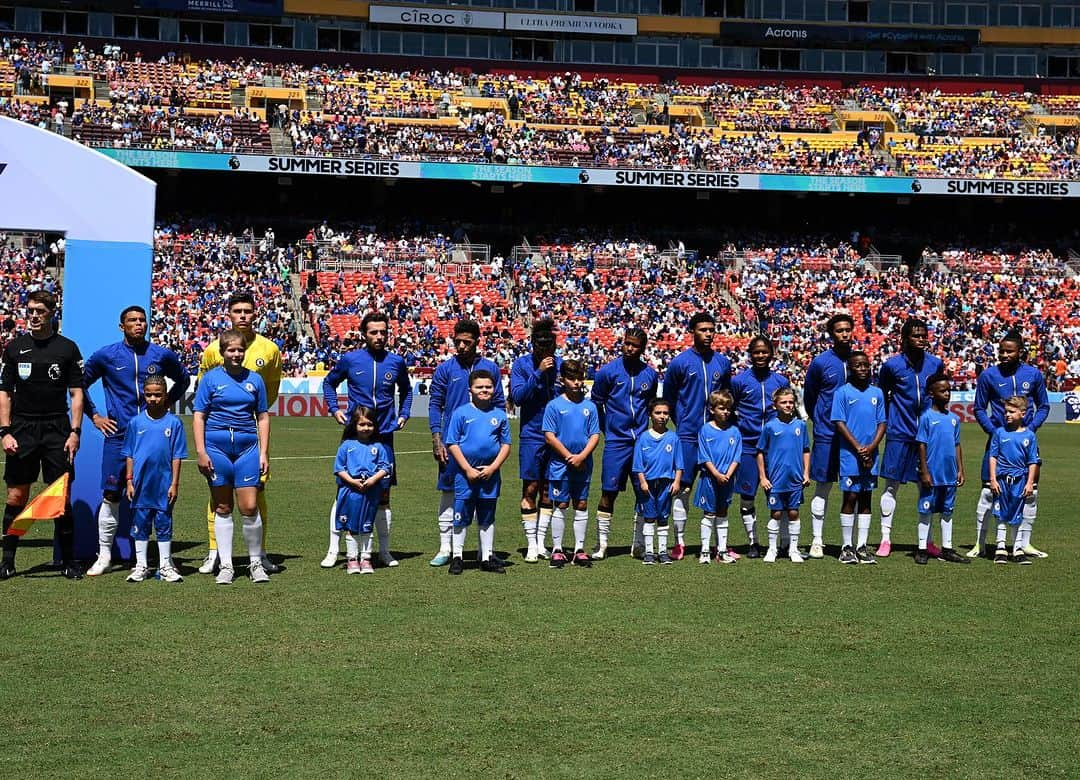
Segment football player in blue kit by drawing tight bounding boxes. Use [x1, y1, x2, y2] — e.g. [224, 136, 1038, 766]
[334, 406, 392, 575]
[756, 387, 810, 564]
[989, 396, 1041, 565]
[876, 319, 943, 558]
[84, 305, 189, 577]
[802, 314, 855, 559]
[589, 327, 658, 559]
[661, 313, 731, 561]
[193, 329, 271, 585]
[510, 319, 562, 563]
[915, 373, 969, 565]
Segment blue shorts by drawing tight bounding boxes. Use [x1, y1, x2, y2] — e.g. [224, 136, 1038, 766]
[809, 437, 841, 484]
[881, 438, 920, 483]
[992, 476, 1025, 526]
[453, 470, 501, 501]
[436, 463, 453, 493]
[335, 485, 381, 534]
[204, 428, 261, 488]
[549, 473, 590, 504]
[454, 495, 497, 529]
[519, 439, 552, 482]
[600, 440, 635, 492]
[766, 488, 804, 512]
[735, 451, 760, 498]
[679, 440, 701, 486]
[130, 507, 173, 542]
[840, 473, 878, 494]
[101, 435, 127, 494]
[693, 474, 735, 514]
[918, 484, 956, 516]
[634, 478, 674, 521]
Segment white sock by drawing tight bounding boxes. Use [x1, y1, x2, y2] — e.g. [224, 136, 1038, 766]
[479, 523, 494, 560]
[657, 523, 669, 551]
[134, 539, 149, 568]
[97, 499, 119, 560]
[742, 508, 757, 545]
[345, 532, 359, 559]
[810, 483, 830, 544]
[633, 514, 644, 548]
[974, 487, 993, 548]
[880, 482, 898, 541]
[327, 499, 341, 554]
[856, 513, 871, 549]
[643, 521, 656, 554]
[701, 515, 715, 551]
[522, 511, 537, 550]
[537, 507, 552, 550]
[376, 507, 392, 554]
[672, 491, 688, 546]
[995, 523, 1008, 547]
[840, 513, 855, 547]
[214, 513, 234, 569]
[717, 516, 729, 552]
[157, 540, 172, 567]
[550, 506, 566, 550]
[940, 514, 954, 549]
[766, 517, 780, 552]
[1023, 489, 1038, 544]
[787, 519, 801, 552]
[452, 526, 467, 558]
[917, 514, 931, 549]
[596, 511, 611, 549]
[241, 514, 262, 562]
[1016, 522, 1032, 553]
[573, 510, 588, 552]
[360, 532, 373, 560]
[437, 492, 454, 555]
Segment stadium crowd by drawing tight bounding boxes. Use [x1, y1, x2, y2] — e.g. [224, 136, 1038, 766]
[5, 37, 1080, 179]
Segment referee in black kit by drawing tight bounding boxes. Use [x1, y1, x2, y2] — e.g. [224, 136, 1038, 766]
[0, 290, 85, 580]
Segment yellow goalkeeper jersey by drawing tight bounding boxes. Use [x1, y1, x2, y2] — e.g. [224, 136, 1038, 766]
[198, 333, 282, 406]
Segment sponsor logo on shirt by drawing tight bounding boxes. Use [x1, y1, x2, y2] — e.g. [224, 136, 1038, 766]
[256, 358, 266, 368]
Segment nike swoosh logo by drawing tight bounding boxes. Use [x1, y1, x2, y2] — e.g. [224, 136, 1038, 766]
[19, 349, 31, 354]
[451, 377, 461, 382]
[931, 421, 940, 425]
[137, 430, 147, 435]
[773, 431, 782, 436]
[848, 399, 858, 405]
[559, 410, 568, 414]
[465, 418, 476, 424]
[216, 385, 226, 390]
[998, 383, 1008, 387]
[243, 476, 259, 482]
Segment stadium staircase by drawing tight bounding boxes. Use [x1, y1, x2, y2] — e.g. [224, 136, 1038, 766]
[92, 77, 110, 102]
[269, 127, 292, 155]
[230, 88, 246, 109]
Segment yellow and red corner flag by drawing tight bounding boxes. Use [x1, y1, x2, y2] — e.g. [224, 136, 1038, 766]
[8, 474, 69, 537]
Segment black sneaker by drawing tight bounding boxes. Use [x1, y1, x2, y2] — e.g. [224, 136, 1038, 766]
[939, 547, 970, 564]
[448, 557, 464, 575]
[571, 550, 592, 568]
[914, 549, 930, 565]
[994, 548, 1009, 564]
[1014, 553, 1032, 566]
[855, 545, 877, 565]
[549, 550, 567, 569]
[746, 543, 762, 559]
[0, 561, 16, 580]
[61, 562, 84, 580]
[838, 545, 858, 564]
[480, 557, 506, 574]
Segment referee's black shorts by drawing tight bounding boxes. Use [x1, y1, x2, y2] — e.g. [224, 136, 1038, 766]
[3, 416, 73, 486]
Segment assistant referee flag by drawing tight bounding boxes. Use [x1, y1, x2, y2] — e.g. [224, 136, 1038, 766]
[8, 474, 69, 537]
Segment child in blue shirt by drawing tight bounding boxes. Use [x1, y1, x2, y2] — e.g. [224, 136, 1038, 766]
[445, 369, 512, 575]
[633, 398, 684, 566]
[830, 351, 885, 565]
[122, 375, 188, 583]
[334, 406, 392, 575]
[915, 374, 969, 566]
[695, 391, 742, 565]
[543, 360, 601, 569]
[757, 387, 810, 563]
[989, 395, 1040, 564]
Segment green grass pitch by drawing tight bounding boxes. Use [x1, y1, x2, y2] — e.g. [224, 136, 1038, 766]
[3, 419, 1078, 777]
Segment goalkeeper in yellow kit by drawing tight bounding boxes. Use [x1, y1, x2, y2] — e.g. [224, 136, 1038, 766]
[196, 293, 283, 575]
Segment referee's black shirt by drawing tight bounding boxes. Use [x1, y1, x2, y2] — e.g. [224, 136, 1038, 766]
[0, 333, 83, 418]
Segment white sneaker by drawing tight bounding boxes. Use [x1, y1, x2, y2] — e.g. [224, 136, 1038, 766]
[591, 545, 607, 560]
[524, 546, 539, 563]
[378, 551, 399, 568]
[215, 565, 235, 585]
[763, 547, 778, 563]
[126, 564, 149, 583]
[809, 542, 824, 559]
[87, 555, 111, 577]
[198, 551, 218, 575]
[1022, 543, 1048, 559]
[699, 552, 711, 565]
[320, 551, 339, 568]
[966, 544, 982, 558]
[158, 565, 184, 583]
[249, 560, 270, 584]
[789, 548, 805, 563]
[536, 547, 551, 560]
